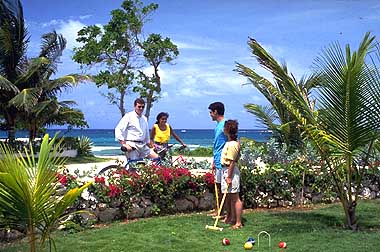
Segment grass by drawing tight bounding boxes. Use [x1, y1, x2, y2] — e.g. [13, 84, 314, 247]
[2, 200, 380, 251]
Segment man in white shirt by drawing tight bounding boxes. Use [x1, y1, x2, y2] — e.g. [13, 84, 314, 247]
[115, 98, 159, 161]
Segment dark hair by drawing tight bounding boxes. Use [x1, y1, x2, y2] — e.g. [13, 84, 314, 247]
[224, 120, 238, 141]
[134, 98, 145, 106]
[155, 112, 169, 124]
[208, 102, 225, 115]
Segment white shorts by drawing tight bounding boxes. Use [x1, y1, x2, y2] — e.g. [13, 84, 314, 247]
[126, 141, 153, 160]
[221, 166, 240, 193]
[214, 168, 223, 184]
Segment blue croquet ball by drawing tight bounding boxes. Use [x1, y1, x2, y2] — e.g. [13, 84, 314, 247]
[247, 237, 255, 244]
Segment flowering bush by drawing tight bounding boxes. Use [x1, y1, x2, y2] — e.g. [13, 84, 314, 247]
[85, 164, 211, 215]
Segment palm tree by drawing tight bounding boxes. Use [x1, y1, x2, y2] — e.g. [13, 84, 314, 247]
[236, 33, 380, 230]
[0, 134, 91, 252]
[0, 0, 28, 142]
[235, 38, 317, 152]
[1, 1, 88, 142]
[9, 31, 89, 140]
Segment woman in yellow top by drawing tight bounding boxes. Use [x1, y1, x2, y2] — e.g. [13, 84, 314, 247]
[150, 112, 186, 154]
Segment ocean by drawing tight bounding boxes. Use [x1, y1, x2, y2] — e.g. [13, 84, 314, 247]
[0, 129, 272, 156]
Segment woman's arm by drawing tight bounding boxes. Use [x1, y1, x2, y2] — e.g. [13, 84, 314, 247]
[170, 125, 186, 146]
[150, 126, 156, 148]
[226, 159, 235, 186]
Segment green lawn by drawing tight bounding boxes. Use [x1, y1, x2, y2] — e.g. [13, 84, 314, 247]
[2, 200, 380, 251]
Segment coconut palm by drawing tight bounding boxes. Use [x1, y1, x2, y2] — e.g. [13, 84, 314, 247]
[235, 38, 317, 152]
[1, 1, 88, 142]
[9, 31, 89, 140]
[237, 33, 380, 230]
[0, 134, 91, 252]
[0, 0, 28, 142]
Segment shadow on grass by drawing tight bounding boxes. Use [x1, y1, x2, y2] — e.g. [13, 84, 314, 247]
[258, 201, 380, 233]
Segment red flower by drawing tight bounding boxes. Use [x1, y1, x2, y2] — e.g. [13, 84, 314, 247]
[173, 167, 191, 177]
[156, 167, 173, 184]
[188, 181, 197, 191]
[95, 176, 106, 184]
[204, 172, 214, 186]
[108, 184, 121, 198]
[57, 174, 67, 186]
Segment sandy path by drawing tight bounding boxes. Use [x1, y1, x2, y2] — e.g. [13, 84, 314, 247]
[63, 155, 213, 178]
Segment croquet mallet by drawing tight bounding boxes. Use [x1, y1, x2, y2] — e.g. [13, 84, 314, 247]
[205, 187, 228, 231]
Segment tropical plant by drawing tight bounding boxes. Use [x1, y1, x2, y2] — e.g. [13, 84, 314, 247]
[77, 136, 93, 157]
[0, 134, 91, 252]
[236, 32, 380, 230]
[235, 43, 317, 152]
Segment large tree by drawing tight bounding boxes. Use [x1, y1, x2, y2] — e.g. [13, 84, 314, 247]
[236, 33, 380, 230]
[73, 0, 178, 119]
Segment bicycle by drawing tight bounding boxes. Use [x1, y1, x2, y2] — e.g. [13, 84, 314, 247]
[97, 146, 161, 175]
[154, 144, 190, 167]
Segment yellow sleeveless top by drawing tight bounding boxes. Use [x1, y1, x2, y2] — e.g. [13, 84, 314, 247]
[153, 123, 170, 144]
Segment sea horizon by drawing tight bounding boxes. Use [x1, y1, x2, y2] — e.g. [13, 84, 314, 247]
[0, 128, 272, 156]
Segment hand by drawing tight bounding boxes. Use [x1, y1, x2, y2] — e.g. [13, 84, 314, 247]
[226, 177, 232, 186]
[123, 144, 134, 152]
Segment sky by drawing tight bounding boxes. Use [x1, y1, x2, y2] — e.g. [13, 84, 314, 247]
[22, 0, 380, 129]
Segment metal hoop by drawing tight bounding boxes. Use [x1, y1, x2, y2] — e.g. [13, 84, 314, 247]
[258, 231, 271, 249]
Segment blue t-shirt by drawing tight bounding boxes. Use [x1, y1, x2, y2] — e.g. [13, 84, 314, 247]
[213, 119, 227, 170]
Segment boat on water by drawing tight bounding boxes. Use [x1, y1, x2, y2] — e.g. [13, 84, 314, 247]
[181, 129, 187, 133]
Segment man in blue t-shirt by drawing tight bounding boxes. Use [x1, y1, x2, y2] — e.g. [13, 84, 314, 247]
[208, 102, 227, 215]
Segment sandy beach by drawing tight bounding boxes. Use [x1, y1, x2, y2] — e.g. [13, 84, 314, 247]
[64, 155, 213, 178]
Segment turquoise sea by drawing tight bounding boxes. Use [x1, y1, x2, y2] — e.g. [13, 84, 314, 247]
[0, 129, 272, 156]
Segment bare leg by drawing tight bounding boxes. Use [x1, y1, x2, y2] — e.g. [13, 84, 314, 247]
[230, 193, 243, 229]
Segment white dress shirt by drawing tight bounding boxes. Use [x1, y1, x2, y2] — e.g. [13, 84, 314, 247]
[115, 110, 150, 144]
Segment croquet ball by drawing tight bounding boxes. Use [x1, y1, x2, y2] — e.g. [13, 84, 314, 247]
[244, 242, 253, 250]
[222, 238, 230, 245]
[247, 237, 255, 244]
[278, 241, 287, 248]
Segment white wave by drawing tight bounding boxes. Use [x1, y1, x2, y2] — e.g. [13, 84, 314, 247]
[91, 146, 120, 152]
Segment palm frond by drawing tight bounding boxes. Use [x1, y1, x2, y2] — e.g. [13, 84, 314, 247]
[314, 32, 380, 153]
[8, 87, 42, 111]
[244, 103, 279, 129]
[0, 75, 19, 93]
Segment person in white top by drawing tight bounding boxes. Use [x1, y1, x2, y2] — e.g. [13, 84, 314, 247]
[115, 98, 159, 162]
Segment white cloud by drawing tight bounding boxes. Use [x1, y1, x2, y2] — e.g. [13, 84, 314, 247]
[56, 19, 87, 50]
[42, 19, 61, 27]
[173, 41, 212, 50]
[79, 15, 92, 20]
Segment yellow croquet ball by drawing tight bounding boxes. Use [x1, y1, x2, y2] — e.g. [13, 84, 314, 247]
[244, 242, 253, 250]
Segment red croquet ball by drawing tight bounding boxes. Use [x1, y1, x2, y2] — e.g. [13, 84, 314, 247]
[278, 241, 287, 248]
[222, 238, 230, 245]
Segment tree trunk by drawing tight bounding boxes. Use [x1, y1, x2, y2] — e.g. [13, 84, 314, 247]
[145, 89, 154, 120]
[340, 196, 358, 231]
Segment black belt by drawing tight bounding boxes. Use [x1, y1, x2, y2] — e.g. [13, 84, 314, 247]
[154, 141, 167, 145]
[126, 140, 143, 143]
